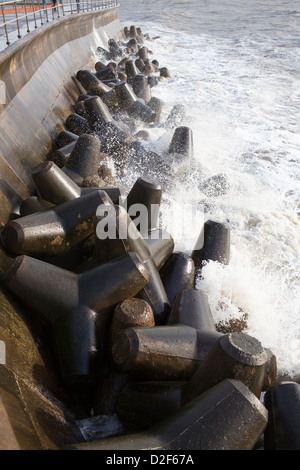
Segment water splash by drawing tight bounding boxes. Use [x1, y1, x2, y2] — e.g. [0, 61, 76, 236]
[125, 21, 300, 377]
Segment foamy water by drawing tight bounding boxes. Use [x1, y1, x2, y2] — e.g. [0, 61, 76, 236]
[116, 2, 300, 378]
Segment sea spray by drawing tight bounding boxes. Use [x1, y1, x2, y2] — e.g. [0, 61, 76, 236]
[115, 12, 300, 378]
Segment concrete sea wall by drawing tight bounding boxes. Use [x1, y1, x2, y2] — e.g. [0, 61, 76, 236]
[0, 8, 122, 229]
[0, 8, 122, 450]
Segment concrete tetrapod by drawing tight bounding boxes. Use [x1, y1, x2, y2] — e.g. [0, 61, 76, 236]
[32, 161, 122, 206]
[55, 130, 79, 149]
[112, 289, 276, 388]
[76, 69, 102, 90]
[112, 287, 221, 380]
[129, 99, 157, 124]
[94, 66, 117, 81]
[62, 133, 102, 185]
[132, 73, 151, 103]
[115, 331, 268, 430]
[83, 96, 113, 131]
[264, 381, 300, 450]
[65, 113, 89, 136]
[110, 298, 155, 345]
[143, 228, 175, 270]
[148, 96, 163, 124]
[87, 83, 118, 109]
[0, 190, 111, 260]
[51, 141, 77, 168]
[125, 60, 139, 85]
[112, 324, 219, 381]
[78, 95, 134, 172]
[113, 81, 156, 123]
[65, 379, 268, 450]
[182, 331, 267, 401]
[168, 289, 216, 330]
[95, 204, 170, 324]
[82, 96, 135, 168]
[135, 57, 146, 73]
[159, 252, 195, 308]
[32, 160, 82, 203]
[136, 46, 149, 60]
[68, 226, 174, 277]
[114, 81, 137, 109]
[160, 66, 171, 79]
[192, 219, 230, 270]
[2, 253, 150, 389]
[92, 298, 155, 415]
[123, 176, 162, 234]
[168, 126, 194, 160]
[19, 196, 55, 216]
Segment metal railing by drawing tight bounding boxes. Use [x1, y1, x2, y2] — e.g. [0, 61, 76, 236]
[0, 0, 118, 47]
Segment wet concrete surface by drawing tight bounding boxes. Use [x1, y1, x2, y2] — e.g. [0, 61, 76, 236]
[0, 7, 122, 449]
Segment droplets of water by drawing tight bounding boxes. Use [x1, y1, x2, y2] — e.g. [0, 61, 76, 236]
[128, 20, 300, 377]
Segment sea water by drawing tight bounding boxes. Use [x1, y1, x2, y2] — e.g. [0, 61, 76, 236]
[115, 0, 300, 378]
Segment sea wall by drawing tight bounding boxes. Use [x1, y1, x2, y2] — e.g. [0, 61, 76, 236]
[0, 8, 122, 450]
[0, 8, 122, 229]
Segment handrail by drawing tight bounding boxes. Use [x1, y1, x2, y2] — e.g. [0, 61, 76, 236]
[0, 0, 118, 47]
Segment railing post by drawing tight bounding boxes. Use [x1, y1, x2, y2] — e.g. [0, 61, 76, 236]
[14, 1, 22, 38]
[57, 0, 61, 18]
[45, 0, 49, 22]
[23, 0, 30, 32]
[1, 7, 10, 45]
[61, 0, 65, 16]
[31, 0, 38, 28]
[39, 0, 44, 25]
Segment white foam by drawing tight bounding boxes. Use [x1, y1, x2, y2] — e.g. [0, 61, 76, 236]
[137, 22, 300, 377]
